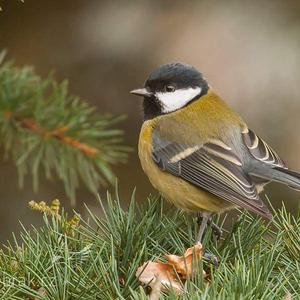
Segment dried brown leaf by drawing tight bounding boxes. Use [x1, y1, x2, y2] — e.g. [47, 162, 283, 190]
[136, 260, 182, 293]
[136, 243, 205, 296]
[166, 243, 203, 278]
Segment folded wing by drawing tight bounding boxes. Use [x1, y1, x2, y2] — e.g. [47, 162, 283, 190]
[242, 128, 286, 168]
[152, 130, 272, 219]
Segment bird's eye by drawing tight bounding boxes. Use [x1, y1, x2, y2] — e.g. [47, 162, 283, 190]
[165, 85, 175, 92]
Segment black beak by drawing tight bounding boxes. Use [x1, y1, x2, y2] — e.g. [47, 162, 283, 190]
[130, 88, 153, 98]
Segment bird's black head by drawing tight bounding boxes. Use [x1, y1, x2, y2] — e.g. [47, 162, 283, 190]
[131, 63, 209, 120]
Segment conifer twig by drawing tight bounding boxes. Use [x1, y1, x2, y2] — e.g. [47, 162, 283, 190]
[4, 113, 99, 156]
[0, 52, 130, 203]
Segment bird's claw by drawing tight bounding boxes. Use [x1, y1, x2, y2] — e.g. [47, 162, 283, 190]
[208, 220, 223, 241]
[203, 252, 219, 267]
[197, 213, 223, 241]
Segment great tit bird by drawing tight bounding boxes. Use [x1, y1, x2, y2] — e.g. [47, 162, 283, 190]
[131, 62, 300, 242]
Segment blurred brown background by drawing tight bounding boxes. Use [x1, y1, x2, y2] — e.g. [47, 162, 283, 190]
[0, 0, 300, 242]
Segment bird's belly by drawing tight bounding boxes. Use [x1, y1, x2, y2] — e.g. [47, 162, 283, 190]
[138, 136, 236, 213]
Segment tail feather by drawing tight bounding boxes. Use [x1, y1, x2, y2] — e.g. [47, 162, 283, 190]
[274, 167, 300, 191]
[250, 166, 300, 191]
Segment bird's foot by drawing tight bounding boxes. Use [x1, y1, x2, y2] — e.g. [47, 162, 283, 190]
[203, 252, 219, 267]
[196, 213, 223, 242]
[207, 219, 223, 241]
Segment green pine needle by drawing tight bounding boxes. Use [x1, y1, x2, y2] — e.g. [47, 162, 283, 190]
[0, 191, 299, 299]
[0, 51, 130, 203]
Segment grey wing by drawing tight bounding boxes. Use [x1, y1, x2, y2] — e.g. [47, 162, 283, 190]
[242, 128, 286, 168]
[242, 128, 300, 190]
[152, 130, 272, 219]
[242, 128, 286, 185]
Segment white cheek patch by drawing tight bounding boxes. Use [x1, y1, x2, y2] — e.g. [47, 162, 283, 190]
[156, 87, 202, 113]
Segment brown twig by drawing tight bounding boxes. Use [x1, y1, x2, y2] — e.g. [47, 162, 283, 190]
[58, 136, 99, 156]
[3, 112, 99, 156]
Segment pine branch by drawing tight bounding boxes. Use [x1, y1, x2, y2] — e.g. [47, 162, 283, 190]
[0, 51, 130, 203]
[0, 191, 299, 299]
